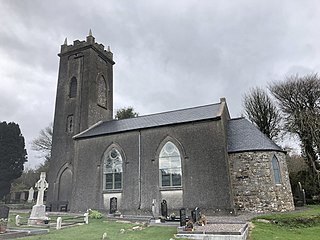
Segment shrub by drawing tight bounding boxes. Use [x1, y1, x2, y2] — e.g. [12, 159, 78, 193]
[88, 209, 103, 219]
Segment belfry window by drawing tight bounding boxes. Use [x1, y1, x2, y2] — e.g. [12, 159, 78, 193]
[103, 148, 123, 190]
[159, 141, 182, 187]
[272, 155, 281, 184]
[69, 77, 77, 98]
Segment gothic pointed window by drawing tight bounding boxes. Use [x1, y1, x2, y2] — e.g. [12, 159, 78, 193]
[69, 77, 77, 98]
[103, 147, 123, 190]
[272, 155, 281, 184]
[97, 75, 107, 108]
[159, 141, 182, 187]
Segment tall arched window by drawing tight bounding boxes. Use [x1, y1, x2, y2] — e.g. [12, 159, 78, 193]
[69, 77, 77, 98]
[97, 75, 107, 108]
[159, 141, 182, 187]
[272, 155, 281, 184]
[103, 147, 123, 190]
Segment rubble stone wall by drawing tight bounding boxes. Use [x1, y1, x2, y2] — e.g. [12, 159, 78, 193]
[229, 151, 294, 213]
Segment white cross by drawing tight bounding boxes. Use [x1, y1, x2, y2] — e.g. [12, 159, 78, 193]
[35, 172, 49, 206]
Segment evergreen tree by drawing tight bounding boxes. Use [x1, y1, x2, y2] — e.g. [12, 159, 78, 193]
[0, 122, 27, 199]
[115, 107, 138, 120]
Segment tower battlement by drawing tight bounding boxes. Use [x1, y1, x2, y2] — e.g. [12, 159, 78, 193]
[59, 31, 114, 63]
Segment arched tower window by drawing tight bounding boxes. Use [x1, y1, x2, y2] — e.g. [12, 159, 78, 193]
[103, 147, 123, 190]
[272, 155, 281, 184]
[69, 77, 77, 98]
[159, 141, 182, 187]
[97, 75, 107, 108]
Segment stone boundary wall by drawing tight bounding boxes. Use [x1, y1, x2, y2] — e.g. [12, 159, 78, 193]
[229, 151, 294, 213]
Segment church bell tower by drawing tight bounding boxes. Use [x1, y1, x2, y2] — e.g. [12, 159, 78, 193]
[47, 31, 115, 208]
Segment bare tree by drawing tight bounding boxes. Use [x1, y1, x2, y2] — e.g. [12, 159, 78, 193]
[269, 73, 320, 184]
[243, 87, 281, 139]
[31, 123, 53, 162]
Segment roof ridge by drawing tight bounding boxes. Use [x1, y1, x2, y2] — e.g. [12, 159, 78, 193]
[114, 102, 221, 123]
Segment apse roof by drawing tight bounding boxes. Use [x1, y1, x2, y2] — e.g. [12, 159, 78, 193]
[74, 103, 222, 139]
[227, 117, 283, 153]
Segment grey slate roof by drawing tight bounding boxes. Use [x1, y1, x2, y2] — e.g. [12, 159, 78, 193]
[74, 103, 222, 139]
[227, 117, 283, 153]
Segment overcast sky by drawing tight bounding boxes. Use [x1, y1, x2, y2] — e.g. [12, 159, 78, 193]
[0, 0, 318, 167]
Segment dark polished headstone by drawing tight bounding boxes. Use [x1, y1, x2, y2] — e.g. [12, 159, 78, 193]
[191, 207, 201, 222]
[0, 204, 9, 219]
[180, 208, 186, 226]
[110, 197, 117, 214]
[160, 199, 167, 218]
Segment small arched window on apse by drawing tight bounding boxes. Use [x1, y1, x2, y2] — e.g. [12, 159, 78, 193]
[69, 77, 77, 98]
[103, 147, 123, 190]
[159, 141, 182, 187]
[272, 155, 282, 184]
[97, 75, 107, 108]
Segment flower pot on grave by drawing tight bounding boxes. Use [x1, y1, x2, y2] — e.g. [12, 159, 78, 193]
[0, 225, 7, 234]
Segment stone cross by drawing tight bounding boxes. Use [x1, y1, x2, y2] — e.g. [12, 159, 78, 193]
[35, 172, 49, 206]
[27, 187, 35, 203]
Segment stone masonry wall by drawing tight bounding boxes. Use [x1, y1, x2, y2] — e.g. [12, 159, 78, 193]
[229, 151, 294, 213]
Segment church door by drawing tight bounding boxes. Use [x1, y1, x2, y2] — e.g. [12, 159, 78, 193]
[58, 168, 72, 202]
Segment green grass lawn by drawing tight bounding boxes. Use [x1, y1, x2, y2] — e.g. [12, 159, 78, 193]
[7, 206, 320, 240]
[7, 212, 178, 240]
[251, 205, 320, 240]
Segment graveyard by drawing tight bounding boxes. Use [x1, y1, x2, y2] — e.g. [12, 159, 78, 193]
[0, 204, 320, 239]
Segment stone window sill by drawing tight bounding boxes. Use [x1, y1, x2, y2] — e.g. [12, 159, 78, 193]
[160, 186, 182, 191]
[103, 189, 122, 194]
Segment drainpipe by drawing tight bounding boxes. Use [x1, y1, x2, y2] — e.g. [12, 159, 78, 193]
[138, 130, 142, 209]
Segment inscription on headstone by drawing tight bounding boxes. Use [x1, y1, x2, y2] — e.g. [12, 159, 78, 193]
[160, 199, 168, 218]
[179, 208, 186, 227]
[110, 197, 117, 214]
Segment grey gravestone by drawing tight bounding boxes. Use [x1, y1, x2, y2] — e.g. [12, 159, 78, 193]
[160, 199, 168, 218]
[179, 208, 186, 226]
[0, 205, 9, 219]
[110, 197, 117, 214]
[295, 182, 306, 207]
[191, 207, 201, 222]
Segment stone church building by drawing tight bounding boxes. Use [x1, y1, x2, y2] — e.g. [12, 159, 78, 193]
[47, 33, 294, 214]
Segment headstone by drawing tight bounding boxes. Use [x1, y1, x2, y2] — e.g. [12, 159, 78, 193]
[295, 182, 306, 207]
[0, 205, 9, 220]
[56, 217, 62, 230]
[27, 187, 35, 203]
[10, 192, 15, 202]
[20, 192, 26, 202]
[110, 197, 117, 214]
[15, 215, 21, 226]
[191, 207, 201, 222]
[160, 199, 168, 218]
[151, 199, 159, 218]
[180, 208, 186, 227]
[28, 172, 49, 225]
